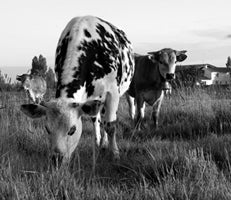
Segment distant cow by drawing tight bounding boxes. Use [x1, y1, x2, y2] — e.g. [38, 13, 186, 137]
[20, 16, 134, 164]
[17, 74, 47, 104]
[126, 48, 187, 129]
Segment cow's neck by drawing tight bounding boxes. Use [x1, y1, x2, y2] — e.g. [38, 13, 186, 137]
[56, 83, 88, 103]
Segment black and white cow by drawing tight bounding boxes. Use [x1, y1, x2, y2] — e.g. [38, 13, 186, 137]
[20, 16, 134, 163]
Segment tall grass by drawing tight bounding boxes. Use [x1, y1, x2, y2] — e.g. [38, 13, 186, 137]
[1, 87, 231, 199]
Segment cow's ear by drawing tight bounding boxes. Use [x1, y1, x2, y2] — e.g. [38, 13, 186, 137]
[21, 104, 47, 118]
[176, 50, 187, 62]
[147, 51, 161, 62]
[79, 100, 102, 116]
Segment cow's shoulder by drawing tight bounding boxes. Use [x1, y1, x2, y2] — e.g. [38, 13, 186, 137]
[135, 55, 156, 74]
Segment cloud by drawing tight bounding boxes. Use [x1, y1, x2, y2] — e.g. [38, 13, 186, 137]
[192, 27, 231, 40]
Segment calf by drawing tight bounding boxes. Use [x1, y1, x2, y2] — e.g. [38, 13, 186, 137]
[20, 16, 134, 164]
[126, 48, 187, 129]
[16, 74, 47, 104]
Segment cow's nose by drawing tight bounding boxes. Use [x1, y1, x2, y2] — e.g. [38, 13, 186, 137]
[166, 73, 174, 80]
[53, 147, 61, 154]
[51, 153, 63, 168]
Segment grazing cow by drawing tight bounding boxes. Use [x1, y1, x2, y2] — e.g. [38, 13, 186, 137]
[16, 74, 47, 104]
[126, 48, 187, 129]
[20, 16, 134, 164]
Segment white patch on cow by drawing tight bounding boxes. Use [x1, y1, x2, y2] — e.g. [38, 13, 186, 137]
[126, 95, 135, 119]
[94, 112, 101, 146]
[94, 61, 102, 68]
[140, 103, 146, 119]
[72, 82, 88, 103]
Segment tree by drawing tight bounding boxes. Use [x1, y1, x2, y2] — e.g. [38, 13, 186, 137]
[173, 66, 204, 88]
[46, 67, 56, 89]
[31, 54, 48, 77]
[226, 56, 231, 68]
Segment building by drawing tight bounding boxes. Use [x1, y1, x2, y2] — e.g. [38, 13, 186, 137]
[176, 64, 231, 86]
[201, 64, 231, 85]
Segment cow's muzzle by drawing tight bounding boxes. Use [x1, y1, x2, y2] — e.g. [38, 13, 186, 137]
[16, 75, 22, 81]
[166, 73, 175, 80]
[51, 153, 63, 168]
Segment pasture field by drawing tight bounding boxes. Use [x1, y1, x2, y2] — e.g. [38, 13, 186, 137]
[1, 87, 231, 199]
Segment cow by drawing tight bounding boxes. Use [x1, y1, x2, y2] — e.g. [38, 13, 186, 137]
[16, 74, 47, 104]
[126, 48, 187, 130]
[20, 16, 134, 165]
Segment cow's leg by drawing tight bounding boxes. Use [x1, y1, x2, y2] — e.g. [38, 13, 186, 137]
[97, 107, 109, 149]
[104, 92, 120, 159]
[135, 95, 145, 130]
[126, 93, 136, 120]
[26, 90, 31, 104]
[28, 90, 36, 103]
[91, 112, 102, 147]
[90, 113, 102, 172]
[151, 91, 164, 129]
[35, 97, 40, 104]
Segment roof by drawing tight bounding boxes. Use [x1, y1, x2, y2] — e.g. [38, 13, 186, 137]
[206, 66, 231, 73]
[176, 64, 231, 73]
[176, 64, 206, 72]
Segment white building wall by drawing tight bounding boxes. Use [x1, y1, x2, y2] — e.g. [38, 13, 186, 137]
[201, 79, 213, 85]
[202, 68, 231, 85]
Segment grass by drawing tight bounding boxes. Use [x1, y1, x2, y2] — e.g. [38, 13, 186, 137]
[1, 87, 231, 199]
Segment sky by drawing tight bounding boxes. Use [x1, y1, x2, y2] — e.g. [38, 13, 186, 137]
[0, 0, 231, 80]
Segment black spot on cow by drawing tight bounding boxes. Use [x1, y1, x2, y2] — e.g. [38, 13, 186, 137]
[121, 52, 125, 60]
[77, 46, 82, 51]
[81, 104, 91, 114]
[87, 84, 95, 98]
[84, 29, 91, 38]
[127, 51, 133, 67]
[91, 117, 96, 123]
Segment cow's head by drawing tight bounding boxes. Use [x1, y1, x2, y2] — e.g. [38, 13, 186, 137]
[16, 74, 30, 83]
[20, 99, 102, 163]
[148, 48, 187, 81]
[17, 74, 31, 90]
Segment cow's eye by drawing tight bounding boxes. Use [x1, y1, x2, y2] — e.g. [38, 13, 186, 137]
[68, 125, 76, 136]
[45, 126, 52, 135]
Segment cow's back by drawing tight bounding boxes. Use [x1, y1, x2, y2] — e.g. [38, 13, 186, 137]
[128, 55, 161, 97]
[55, 16, 134, 102]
